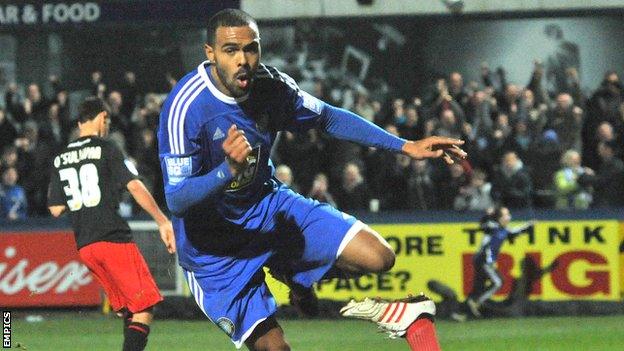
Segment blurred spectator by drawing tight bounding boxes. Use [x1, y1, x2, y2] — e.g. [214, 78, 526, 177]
[554, 150, 594, 210]
[390, 98, 406, 126]
[454, 168, 494, 211]
[354, 92, 375, 122]
[587, 71, 623, 127]
[448, 72, 470, 110]
[307, 173, 336, 207]
[435, 109, 462, 139]
[406, 159, 438, 210]
[39, 103, 69, 151]
[335, 162, 370, 211]
[526, 130, 563, 208]
[503, 119, 531, 161]
[90, 71, 107, 99]
[54, 89, 71, 124]
[4, 82, 50, 124]
[1, 146, 20, 171]
[398, 104, 423, 140]
[0, 166, 27, 221]
[16, 121, 54, 216]
[592, 141, 624, 208]
[487, 113, 512, 163]
[526, 60, 549, 106]
[383, 154, 413, 210]
[108, 91, 130, 133]
[276, 130, 326, 191]
[465, 90, 493, 142]
[547, 93, 583, 152]
[584, 71, 623, 164]
[492, 151, 532, 208]
[518, 89, 548, 138]
[24, 83, 51, 123]
[585, 121, 617, 170]
[275, 164, 299, 192]
[500, 83, 521, 119]
[120, 71, 139, 118]
[134, 128, 163, 206]
[437, 162, 469, 210]
[0, 109, 17, 151]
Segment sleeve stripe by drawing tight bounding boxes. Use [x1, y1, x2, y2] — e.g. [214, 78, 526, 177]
[177, 82, 206, 154]
[171, 77, 204, 154]
[167, 73, 201, 154]
[255, 64, 274, 79]
[255, 64, 300, 92]
[270, 66, 300, 92]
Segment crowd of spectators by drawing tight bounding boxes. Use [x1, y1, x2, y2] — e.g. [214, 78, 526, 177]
[1, 59, 623, 221]
[273, 61, 624, 213]
[0, 71, 171, 220]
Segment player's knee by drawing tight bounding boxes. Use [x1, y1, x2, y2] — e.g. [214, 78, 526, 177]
[368, 246, 395, 272]
[380, 247, 396, 272]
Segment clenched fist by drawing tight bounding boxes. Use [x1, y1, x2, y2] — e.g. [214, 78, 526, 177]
[223, 124, 252, 176]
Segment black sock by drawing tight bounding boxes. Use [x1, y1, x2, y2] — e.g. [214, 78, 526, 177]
[123, 322, 150, 351]
[123, 312, 133, 330]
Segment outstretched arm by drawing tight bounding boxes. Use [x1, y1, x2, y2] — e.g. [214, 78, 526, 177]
[509, 220, 536, 236]
[127, 179, 176, 254]
[319, 104, 466, 163]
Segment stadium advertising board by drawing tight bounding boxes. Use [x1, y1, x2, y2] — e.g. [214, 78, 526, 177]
[621, 222, 624, 296]
[267, 220, 620, 303]
[0, 231, 101, 307]
[0, 1, 239, 27]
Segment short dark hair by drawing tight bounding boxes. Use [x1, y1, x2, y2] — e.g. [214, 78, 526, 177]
[78, 97, 108, 123]
[206, 9, 256, 46]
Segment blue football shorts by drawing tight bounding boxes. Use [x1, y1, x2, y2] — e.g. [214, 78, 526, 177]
[182, 187, 364, 348]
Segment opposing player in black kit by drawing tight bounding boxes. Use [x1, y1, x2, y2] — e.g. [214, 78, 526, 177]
[48, 97, 175, 351]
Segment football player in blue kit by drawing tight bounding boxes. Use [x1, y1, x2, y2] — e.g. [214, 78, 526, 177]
[158, 9, 466, 351]
[466, 207, 535, 317]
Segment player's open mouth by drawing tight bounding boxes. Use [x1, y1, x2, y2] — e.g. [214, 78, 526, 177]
[236, 73, 251, 89]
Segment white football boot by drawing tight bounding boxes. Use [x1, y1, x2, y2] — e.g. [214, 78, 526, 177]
[340, 294, 436, 338]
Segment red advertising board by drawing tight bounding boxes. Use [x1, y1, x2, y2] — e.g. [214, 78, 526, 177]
[0, 231, 101, 307]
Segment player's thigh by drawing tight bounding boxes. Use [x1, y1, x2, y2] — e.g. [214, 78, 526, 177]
[78, 244, 124, 310]
[245, 317, 290, 351]
[272, 191, 356, 264]
[335, 225, 395, 274]
[96, 242, 163, 312]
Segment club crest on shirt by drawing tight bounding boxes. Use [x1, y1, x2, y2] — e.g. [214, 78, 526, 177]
[226, 145, 261, 192]
[216, 317, 235, 337]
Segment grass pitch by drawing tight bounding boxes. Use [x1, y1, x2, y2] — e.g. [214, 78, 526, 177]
[11, 312, 624, 350]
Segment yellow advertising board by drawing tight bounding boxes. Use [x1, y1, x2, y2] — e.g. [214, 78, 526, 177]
[266, 220, 621, 304]
[620, 222, 624, 296]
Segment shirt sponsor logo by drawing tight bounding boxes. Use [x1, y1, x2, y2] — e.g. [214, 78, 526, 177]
[166, 157, 192, 185]
[226, 146, 260, 192]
